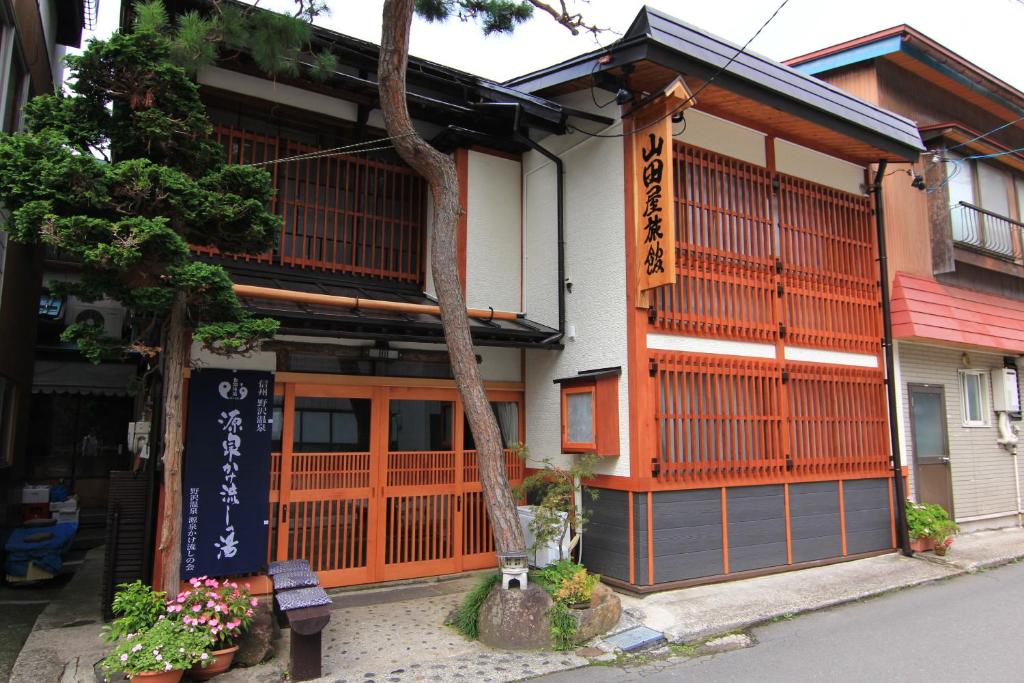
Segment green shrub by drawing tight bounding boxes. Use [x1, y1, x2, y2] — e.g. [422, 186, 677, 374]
[905, 501, 952, 540]
[103, 581, 167, 642]
[450, 572, 501, 639]
[548, 601, 577, 651]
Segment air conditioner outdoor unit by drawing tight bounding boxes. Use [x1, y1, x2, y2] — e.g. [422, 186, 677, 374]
[64, 297, 126, 339]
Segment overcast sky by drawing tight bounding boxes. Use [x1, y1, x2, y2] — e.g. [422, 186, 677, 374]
[87, 0, 1024, 91]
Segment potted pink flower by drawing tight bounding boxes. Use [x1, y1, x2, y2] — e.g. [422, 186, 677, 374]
[166, 576, 259, 679]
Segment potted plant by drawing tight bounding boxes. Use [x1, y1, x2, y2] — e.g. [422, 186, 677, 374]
[100, 619, 211, 683]
[929, 518, 960, 557]
[166, 576, 258, 679]
[905, 501, 954, 553]
[554, 564, 600, 609]
[516, 449, 598, 565]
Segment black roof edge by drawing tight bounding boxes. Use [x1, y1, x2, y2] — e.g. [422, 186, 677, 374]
[506, 7, 922, 161]
[552, 366, 622, 385]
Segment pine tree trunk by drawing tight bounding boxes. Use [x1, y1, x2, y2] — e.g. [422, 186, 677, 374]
[379, 0, 525, 555]
[158, 292, 188, 591]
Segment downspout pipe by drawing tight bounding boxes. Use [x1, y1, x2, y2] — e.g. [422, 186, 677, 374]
[872, 159, 912, 556]
[513, 132, 565, 345]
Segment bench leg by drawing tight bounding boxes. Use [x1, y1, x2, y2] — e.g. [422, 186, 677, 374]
[290, 631, 322, 682]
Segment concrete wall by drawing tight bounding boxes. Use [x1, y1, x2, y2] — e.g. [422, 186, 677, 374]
[523, 91, 630, 478]
[897, 341, 1023, 528]
[465, 150, 521, 313]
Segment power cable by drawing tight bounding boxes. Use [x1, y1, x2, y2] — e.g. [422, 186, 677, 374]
[243, 132, 417, 167]
[945, 116, 1024, 153]
[566, 0, 793, 140]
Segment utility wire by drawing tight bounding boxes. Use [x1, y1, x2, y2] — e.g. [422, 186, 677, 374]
[243, 132, 417, 167]
[945, 116, 1024, 152]
[962, 145, 1024, 160]
[567, 0, 792, 140]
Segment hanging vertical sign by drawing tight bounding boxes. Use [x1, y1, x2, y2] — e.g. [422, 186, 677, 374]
[181, 369, 274, 579]
[632, 77, 694, 305]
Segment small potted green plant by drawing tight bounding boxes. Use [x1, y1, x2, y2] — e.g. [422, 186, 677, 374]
[905, 501, 954, 553]
[166, 576, 258, 679]
[100, 619, 210, 683]
[929, 518, 960, 556]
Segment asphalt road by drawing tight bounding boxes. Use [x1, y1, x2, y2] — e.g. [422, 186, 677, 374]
[536, 560, 1024, 683]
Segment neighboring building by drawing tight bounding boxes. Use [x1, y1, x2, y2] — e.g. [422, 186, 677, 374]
[0, 0, 91, 524]
[789, 27, 1024, 532]
[133, 3, 923, 591]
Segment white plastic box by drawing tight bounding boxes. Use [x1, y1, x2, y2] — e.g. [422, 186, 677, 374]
[517, 505, 570, 568]
[21, 485, 51, 504]
[50, 495, 79, 513]
[51, 510, 80, 524]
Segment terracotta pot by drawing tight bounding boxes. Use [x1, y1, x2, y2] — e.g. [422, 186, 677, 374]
[130, 670, 184, 683]
[188, 645, 239, 680]
[910, 537, 934, 553]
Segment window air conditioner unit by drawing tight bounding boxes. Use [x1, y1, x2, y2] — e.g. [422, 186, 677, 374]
[64, 297, 126, 339]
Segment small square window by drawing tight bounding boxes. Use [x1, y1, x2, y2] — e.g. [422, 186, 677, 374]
[959, 370, 989, 427]
[555, 368, 620, 456]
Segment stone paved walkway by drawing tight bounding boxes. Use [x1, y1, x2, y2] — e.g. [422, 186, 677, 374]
[316, 576, 590, 683]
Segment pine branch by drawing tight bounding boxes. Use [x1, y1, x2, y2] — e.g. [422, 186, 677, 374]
[524, 0, 605, 36]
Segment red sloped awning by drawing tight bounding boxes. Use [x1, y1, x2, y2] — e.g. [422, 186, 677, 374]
[891, 272, 1024, 353]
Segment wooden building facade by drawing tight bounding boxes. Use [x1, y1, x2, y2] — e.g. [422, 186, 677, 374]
[143, 4, 925, 591]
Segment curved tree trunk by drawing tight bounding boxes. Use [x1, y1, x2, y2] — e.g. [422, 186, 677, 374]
[379, 0, 525, 556]
[158, 292, 188, 591]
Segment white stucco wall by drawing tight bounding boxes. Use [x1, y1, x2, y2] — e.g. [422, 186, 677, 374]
[675, 108, 766, 166]
[465, 150, 522, 313]
[523, 91, 631, 478]
[774, 138, 865, 194]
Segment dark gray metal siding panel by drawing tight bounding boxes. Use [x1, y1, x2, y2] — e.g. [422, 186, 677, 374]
[581, 488, 631, 583]
[726, 486, 787, 572]
[843, 478, 893, 554]
[634, 492, 648, 586]
[652, 489, 723, 582]
[789, 482, 843, 563]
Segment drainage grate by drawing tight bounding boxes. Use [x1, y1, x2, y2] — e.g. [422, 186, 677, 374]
[604, 625, 667, 653]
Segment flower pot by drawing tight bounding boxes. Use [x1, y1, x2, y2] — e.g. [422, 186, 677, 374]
[188, 645, 239, 680]
[910, 537, 934, 553]
[130, 670, 184, 683]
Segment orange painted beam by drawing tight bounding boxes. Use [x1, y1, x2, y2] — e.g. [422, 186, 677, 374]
[232, 283, 518, 321]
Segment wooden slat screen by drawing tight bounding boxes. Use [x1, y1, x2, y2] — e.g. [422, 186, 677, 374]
[652, 143, 777, 341]
[777, 175, 880, 353]
[787, 363, 890, 479]
[654, 353, 891, 485]
[654, 352, 785, 485]
[209, 125, 427, 283]
[652, 142, 881, 354]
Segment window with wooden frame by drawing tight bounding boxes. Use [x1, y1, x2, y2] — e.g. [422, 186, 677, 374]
[959, 369, 990, 428]
[554, 368, 620, 456]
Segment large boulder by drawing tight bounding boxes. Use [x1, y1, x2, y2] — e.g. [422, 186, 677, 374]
[477, 585, 553, 650]
[476, 582, 622, 650]
[573, 583, 621, 643]
[235, 601, 279, 667]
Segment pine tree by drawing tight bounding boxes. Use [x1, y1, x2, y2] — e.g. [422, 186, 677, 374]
[0, 14, 281, 590]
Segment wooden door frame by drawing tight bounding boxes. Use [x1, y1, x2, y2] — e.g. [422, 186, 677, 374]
[907, 382, 954, 517]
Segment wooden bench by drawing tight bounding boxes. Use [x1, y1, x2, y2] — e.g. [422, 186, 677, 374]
[269, 560, 331, 682]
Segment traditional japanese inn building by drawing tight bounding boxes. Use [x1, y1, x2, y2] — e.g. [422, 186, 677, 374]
[116, 3, 926, 591]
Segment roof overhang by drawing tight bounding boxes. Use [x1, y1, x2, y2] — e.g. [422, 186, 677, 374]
[216, 261, 563, 350]
[891, 273, 1024, 354]
[787, 25, 1024, 127]
[919, 123, 1024, 173]
[507, 7, 923, 164]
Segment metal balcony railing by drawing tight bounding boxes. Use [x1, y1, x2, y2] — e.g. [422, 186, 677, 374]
[951, 201, 1024, 262]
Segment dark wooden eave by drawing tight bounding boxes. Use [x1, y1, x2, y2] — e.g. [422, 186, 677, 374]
[506, 6, 924, 164]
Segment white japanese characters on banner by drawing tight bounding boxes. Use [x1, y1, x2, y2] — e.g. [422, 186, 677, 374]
[181, 369, 274, 578]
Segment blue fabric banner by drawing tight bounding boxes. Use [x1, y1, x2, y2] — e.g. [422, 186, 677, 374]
[181, 369, 274, 579]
